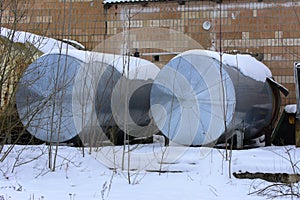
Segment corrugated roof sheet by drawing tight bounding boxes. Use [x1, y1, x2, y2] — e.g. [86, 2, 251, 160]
[104, 0, 148, 3]
[103, 0, 177, 4]
[103, 0, 218, 4]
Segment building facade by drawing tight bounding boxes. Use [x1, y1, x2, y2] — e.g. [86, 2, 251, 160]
[2, 0, 300, 105]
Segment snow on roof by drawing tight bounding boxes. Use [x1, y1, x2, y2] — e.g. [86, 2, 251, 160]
[0, 27, 77, 53]
[62, 39, 85, 50]
[180, 49, 272, 82]
[285, 104, 297, 114]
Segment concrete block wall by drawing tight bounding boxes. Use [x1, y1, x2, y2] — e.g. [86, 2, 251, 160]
[102, 0, 300, 105]
[3, 0, 106, 50]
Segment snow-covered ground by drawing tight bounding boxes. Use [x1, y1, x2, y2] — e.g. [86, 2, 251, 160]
[0, 143, 299, 200]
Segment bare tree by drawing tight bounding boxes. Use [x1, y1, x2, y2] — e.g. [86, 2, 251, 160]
[0, 0, 43, 153]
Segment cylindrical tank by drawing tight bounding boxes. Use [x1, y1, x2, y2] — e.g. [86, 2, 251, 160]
[16, 51, 81, 143]
[16, 49, 160, 144]
[150, 49, 280, 146]
[94, 54, 160, 144]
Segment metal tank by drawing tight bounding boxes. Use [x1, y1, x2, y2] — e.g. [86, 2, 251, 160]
[150, 49, 284, 146]
[16, 49, 160, 144]
[94, 55, 160, 145]
[16, 51, 81, 143]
